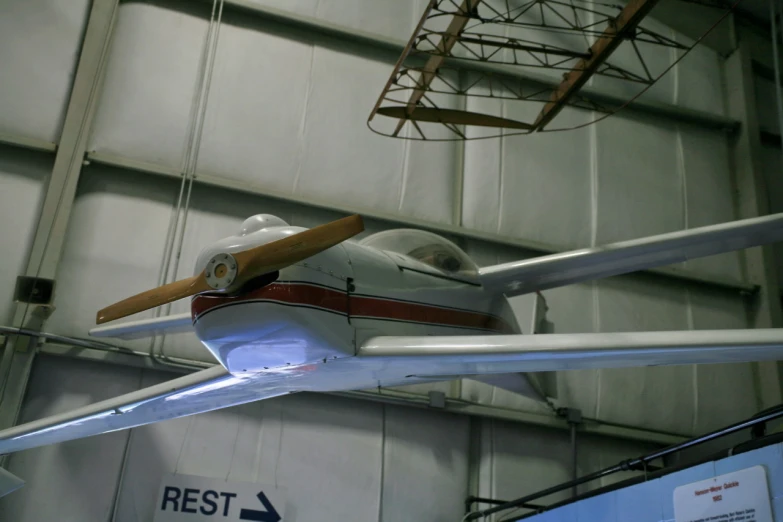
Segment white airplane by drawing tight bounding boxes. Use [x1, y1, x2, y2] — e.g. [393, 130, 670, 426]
[2, 212, 783, 494]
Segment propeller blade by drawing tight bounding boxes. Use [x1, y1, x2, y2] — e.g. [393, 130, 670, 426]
[96, 275, 211, 325]
[231, 214, 364, 286]
[95, 215, 364, 325]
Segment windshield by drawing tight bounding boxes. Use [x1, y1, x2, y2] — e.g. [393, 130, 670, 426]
[359, 229, 478, 277]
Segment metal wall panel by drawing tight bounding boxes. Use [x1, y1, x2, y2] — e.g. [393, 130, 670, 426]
[381, 405, 470, 522]
[676, 40, 726, 116]
[594, 276, 692, 433]
[89, 2, 458, 225]
[0, 146, 50, 325]
[478, 419, 572, 520]
[194, 18, 315, 193]
[88, 2, 208, 170]
[594, 114, 683, 244]
[243, 0, 427, 41]
[460, 379, 551, 414]
[0, 0, 90, 144]
[292, 45, 454, 224]
[755, 76, 781, 134]
[680, 128, 740, 278]
[0, 356, 141, 522]
[312, 0, 423, 41]
[463, 107, 594, 247]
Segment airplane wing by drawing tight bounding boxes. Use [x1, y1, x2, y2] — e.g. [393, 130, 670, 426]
[357, 329, 783, 381]
[0, 365, 298, 456]
[88, 313, 193, 339]
[478, 213, 783, 297]
[2, 328, 783, 459]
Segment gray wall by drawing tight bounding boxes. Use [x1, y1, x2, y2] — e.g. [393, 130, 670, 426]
[0, 0, 777, 520]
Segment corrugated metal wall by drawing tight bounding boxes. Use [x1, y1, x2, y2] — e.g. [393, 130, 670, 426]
[0, 0, 774, 520]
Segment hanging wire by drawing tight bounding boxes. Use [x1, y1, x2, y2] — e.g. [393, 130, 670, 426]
[150, 0, 225, 368]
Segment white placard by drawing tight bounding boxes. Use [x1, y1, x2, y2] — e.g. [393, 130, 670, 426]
[673, 466, 773, 522]
[153, 473, 285, 522]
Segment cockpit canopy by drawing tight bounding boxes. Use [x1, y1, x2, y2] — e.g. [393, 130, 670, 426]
[359, 229, 479, 278]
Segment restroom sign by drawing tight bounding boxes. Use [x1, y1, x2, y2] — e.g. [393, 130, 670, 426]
[673, 466, 772, 522]
[153, 473, 285, 521]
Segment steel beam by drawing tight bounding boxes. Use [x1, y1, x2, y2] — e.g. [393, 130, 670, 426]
[0, 133, 57, 154]
[85, 150, 758, 294]
[725, 42, 783, 409]
[209, 0, 739, 133]
[0, 0, 120, 442]
[37, 342, 686, 446]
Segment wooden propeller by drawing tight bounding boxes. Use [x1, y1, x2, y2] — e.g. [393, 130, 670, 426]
[96, 215, 364, 325]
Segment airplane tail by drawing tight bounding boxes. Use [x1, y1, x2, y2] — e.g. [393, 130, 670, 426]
[0, 466, 24, 498]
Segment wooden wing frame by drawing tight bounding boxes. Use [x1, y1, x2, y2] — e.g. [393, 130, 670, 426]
[368, 0, 739, 141]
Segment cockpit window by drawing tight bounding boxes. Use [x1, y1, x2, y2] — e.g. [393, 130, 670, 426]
[359, 229, 478, 277]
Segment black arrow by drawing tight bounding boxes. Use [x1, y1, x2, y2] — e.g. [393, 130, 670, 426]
[239, 491, 281, 522]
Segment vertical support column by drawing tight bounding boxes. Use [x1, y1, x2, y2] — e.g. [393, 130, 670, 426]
[772, 0, 783, 145]
[557, 407, 582, 498]
[725, 40, 783, 410]
[452, 70, 467, 228]
[0, 0, 120, 436]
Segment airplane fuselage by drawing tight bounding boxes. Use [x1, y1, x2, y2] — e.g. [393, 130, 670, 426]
[190, 225, 520, 375]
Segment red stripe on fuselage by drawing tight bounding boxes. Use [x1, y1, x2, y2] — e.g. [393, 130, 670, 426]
[191, 282, 513, 333]
[191, 282, 348, 320]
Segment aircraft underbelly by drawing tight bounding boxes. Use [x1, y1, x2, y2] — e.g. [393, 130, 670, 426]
[192, 256, 355, 374]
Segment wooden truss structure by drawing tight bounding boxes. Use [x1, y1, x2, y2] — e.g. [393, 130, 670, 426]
[368, 0, 739, 140]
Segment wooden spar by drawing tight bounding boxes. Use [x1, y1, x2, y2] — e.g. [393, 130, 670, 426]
[532, 0, 662, 130]
[392, 0, 483, 136]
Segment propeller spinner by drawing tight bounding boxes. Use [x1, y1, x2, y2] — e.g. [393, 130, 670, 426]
[96, 214, 364, 324]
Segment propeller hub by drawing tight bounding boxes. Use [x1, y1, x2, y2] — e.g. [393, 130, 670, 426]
[205, 253, 238, 290]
